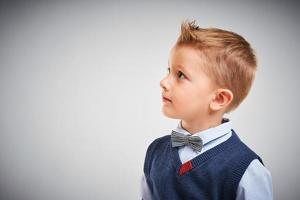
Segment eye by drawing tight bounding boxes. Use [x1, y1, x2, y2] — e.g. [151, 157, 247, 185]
[166, 67, 186, 80]
[177, 71, 186, 79]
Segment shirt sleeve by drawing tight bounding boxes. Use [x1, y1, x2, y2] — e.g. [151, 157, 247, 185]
[140, 173, 153, 200]
[236, 159, 273, 200]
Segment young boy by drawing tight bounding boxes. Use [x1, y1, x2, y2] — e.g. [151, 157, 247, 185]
[140, 20, 273, 200]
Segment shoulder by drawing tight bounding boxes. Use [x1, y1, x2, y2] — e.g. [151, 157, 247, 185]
[230, 137, 265, 177]
[143, 134, 170, 174]
[230, 130, 264, 166]
[223, 131, 267, 191]
[245, 159, 272, 179]
[145, 134, 170, 156]
[237, 159, 273, 199]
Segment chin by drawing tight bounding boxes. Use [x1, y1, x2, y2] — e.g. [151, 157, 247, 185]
[162, 108, 180, 119]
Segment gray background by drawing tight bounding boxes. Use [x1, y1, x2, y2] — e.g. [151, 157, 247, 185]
[0, 0, 299, 199]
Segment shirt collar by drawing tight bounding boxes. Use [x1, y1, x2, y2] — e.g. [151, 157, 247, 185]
[172, 117, 232, 146]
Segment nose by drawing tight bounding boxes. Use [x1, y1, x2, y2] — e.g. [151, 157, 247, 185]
[160, 76, 170, 91]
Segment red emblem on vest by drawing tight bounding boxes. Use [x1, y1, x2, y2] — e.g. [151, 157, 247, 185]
[179, 161, 193, 176]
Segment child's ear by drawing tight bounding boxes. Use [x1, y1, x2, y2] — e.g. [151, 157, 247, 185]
[210, 89, 233, 111]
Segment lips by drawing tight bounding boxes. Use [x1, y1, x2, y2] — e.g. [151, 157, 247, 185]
[162, 95, 172, 102]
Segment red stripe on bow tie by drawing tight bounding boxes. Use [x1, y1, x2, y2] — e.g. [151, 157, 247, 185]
[179, 161, 193, 176]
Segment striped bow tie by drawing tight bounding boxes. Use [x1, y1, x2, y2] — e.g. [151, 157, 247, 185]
[171, 130, 203, 153]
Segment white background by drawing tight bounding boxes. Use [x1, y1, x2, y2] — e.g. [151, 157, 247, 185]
[0, 0, 299, 199]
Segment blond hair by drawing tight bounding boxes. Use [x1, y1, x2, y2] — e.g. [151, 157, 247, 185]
[176, 20, 257, 113]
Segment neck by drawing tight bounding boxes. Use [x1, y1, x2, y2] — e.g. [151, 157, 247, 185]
[181, 114, 224, 135]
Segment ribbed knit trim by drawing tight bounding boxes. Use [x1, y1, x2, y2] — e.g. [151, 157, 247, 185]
[224, 147, 263, 199]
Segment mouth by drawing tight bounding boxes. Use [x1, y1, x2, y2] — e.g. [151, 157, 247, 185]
[162, 95, 172, 103]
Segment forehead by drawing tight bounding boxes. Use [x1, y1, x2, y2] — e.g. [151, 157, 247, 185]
[168, 45, 208, 75]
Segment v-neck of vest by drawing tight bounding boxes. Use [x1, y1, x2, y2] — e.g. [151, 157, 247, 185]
[170, 129, 240, 177]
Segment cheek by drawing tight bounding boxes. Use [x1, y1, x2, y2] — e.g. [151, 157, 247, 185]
[175, 90, 197, 106]
[190, 89, 212, 106]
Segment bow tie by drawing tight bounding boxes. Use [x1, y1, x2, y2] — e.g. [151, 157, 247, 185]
[171, 130, 203, 153]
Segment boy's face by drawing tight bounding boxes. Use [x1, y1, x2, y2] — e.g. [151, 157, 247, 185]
[160, 45, 217, 120]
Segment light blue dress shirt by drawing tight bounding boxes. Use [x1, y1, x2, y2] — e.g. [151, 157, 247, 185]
[140, 118, 273, 200]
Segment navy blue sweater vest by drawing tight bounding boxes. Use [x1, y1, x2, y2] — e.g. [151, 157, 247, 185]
[143, 129, 264, 200]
